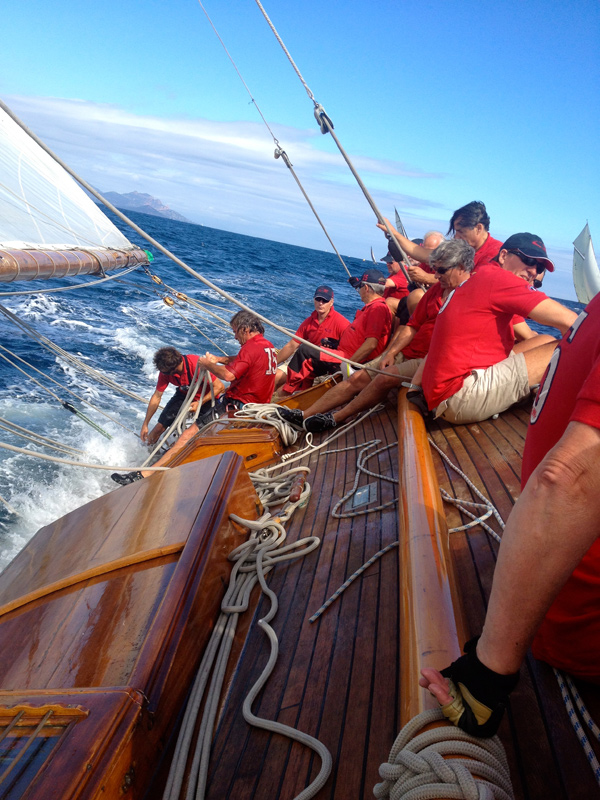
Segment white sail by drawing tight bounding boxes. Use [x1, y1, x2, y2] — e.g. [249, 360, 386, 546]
[0, 107, 136, 251]
[573, 223, 600, 304]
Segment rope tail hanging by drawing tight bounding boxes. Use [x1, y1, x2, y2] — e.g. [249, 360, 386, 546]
[196, 0, 351, 277]
[253, 0, 411, 283]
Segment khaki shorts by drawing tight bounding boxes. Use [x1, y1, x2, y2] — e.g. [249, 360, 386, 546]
[363, 352, 423, 380]
[435, 352, 529, 424]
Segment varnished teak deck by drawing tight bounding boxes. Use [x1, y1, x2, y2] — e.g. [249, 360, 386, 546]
[204, 399, 600, 800]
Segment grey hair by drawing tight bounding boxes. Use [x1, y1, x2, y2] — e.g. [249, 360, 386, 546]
[364, 282, 385, 296]
[429, 239, 475, 273]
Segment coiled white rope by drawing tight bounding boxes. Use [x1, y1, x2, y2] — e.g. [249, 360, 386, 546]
[374, 708, 514, 800]
[163, 492, 332, 800]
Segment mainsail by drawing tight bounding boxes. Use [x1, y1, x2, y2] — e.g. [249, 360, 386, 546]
[0, 103, 148, 282]
[572, 223, 599, 304]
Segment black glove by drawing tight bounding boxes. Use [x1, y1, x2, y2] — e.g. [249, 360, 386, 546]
[439, 637, 520, 737]
[348, 276, 360, 289]
[406, 388, 431, 420]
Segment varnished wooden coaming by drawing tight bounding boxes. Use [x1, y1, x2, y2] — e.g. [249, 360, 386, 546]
[0, 454, 261, 798]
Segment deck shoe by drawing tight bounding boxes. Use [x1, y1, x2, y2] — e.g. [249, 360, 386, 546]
[304, 412, 337, 433]
[278, 407, 305, 428]
[111, 471, 143, 486]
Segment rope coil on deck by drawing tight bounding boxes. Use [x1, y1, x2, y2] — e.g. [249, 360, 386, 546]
[374, 709, 514, 800]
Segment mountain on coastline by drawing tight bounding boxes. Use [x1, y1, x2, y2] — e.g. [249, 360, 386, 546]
[99, 191, 191, 223]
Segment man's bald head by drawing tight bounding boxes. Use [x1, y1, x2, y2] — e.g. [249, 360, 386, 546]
[423, 231, 445, 250]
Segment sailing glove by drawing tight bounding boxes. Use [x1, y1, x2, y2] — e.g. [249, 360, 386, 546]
[406, 388, 431, 420]
[440, 637, 520, 738]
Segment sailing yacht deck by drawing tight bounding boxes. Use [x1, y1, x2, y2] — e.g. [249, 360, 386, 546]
[202, 399, 600, 800]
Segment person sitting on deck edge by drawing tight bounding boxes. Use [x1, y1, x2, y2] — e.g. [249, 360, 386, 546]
[111, 311, 277, 486]
[420, 294, 600, 737]
[278, 239, 474, 433]
[408, 232, 578, 425]
[279, 268, 392, 396]
[272, 285, 350, 398]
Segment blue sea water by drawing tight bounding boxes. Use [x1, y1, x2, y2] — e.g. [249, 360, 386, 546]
[0, 210, 585, 568]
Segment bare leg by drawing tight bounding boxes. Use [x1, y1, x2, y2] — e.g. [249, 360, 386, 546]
[407, 288, 425, 315]
[523, 340, 558, 385]
[146, 422, 165, 444]
[141, 423, 199, 478]
[301, 369, 373, 417]
[332, 367, 406, 424]
[514, 334, 556, 354]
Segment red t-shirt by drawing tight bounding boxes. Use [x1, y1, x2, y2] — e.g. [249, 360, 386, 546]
[523, 296, 600, 678]
[227, 334, 277, 404]
[422, 264, 547, 409]
[417, 261, 435, 275]
[295, 307, 350, 346]
[338, 298, 391, 361]
[156, 354, 216, 402]
[403, 282, 445, 359]
[383, 271, 409, 300]
[474, 234, 502, 267]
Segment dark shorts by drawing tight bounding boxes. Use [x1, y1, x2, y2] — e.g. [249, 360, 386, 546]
[158, 391, 215, 429]
[395, 296, 411, 326]
[193, 395, 245, 430]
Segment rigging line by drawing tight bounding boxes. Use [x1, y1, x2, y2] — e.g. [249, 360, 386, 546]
[0, 417, 87, 456]
[0, 263, 142, 297]
[0, 346, 139, 437]
[197, 1, 351, 277]
[252, 0, 412, 282]
[0, 441, 168, 472]
[168, 304, 229, 355]
[0, 100, 386, 375]
[0, 304, 147, 404]
[0, 421, 90, 457]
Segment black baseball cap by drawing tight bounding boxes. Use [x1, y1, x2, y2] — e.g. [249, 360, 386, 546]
[380, 252, 395, 264]
[501, 233, 555, 272]
[314, 285, 334, 301]
[350, 268, 386, 285]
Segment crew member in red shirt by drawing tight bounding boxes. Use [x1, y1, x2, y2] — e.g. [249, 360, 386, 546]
[420, 296, 600, 736]
[410, 233, 576, 424]
[111, 312, 276, 485]
[273, 285, 350, 393]
[279, 240, 473, 432]
[139, 347, 224, 445]
[280, 268, 392, 395]
[378, 200, 502, 270]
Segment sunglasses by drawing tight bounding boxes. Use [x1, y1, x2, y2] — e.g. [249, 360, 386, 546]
[433, 265, 455, 275]
[314, 297, 330, 303]
[508, 250, 545, 273]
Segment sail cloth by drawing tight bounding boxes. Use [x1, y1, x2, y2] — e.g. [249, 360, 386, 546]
[0, 105, 148, 282]
[573, 223, 600, 304]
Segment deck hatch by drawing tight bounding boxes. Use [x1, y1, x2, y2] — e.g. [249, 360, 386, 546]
[348, 482, 378, 509]
[0, 705, 87, 799]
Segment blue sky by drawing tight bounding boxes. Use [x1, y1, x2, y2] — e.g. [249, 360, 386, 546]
[1, 0, 599, 300]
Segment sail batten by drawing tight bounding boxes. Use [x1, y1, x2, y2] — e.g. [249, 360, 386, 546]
[0, 101, 148, 280]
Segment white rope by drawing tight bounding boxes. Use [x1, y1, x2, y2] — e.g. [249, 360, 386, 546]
[374, 708, 514, 800]
[0, 493, 20, 517]
[0, 417, 88, 457]
[0, 441, 167, 472]
[329, 439, 397, 519]
[0, 345, 139, 436]
[553, 669, 600, 787]
[428, 437, 505, 543]
[163, 493, 331, 800]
